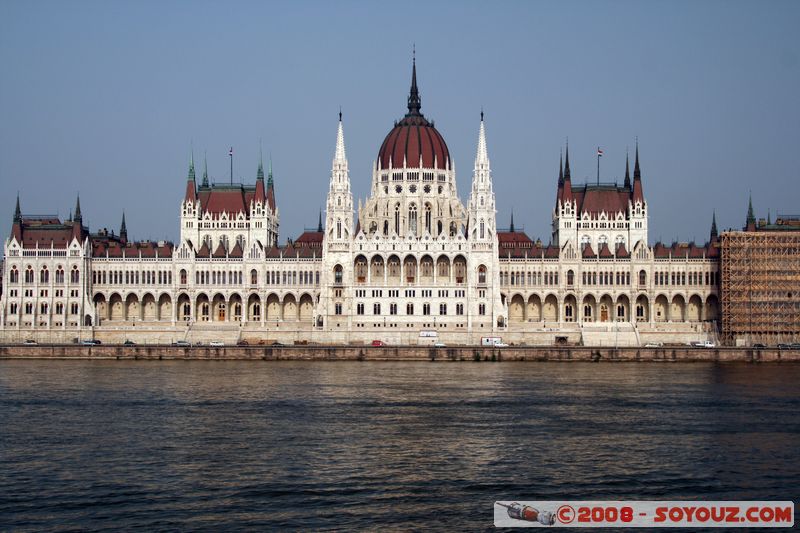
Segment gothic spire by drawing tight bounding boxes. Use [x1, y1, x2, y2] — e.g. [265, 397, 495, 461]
[509, 210, 515, 232]
[624, 149, 631, 189]
[257, 146, 265, 181]
[746, 193, 756, 228]
[558, 149, 563, 187]
[202, 151, 209, 187]
[563, 142, 571, 181]
[633, 140, 641, 181]
[267, 156, 274, 188]
[710, 210, 718, 240]
[334, 109, 347, 164]
[475, 110, 489, 169]
[318, 209, 323, 232]
[74, 195, 82, 222]
[188, 150, 196, 182]
[13, 193, 21, 223]
[120, 211, 128, 241]
[406, 49, 422, 117]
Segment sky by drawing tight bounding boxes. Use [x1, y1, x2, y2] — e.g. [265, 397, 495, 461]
[1, 0, 799, 245]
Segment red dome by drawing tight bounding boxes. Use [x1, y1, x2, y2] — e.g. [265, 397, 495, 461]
[378, 115, 450, 170]
[377, 58, 450, 171]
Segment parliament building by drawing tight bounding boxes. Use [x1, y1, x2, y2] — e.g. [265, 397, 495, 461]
[0, 59, 723, 346]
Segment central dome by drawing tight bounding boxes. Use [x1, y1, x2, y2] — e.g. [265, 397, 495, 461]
[377, 59, 450, 171]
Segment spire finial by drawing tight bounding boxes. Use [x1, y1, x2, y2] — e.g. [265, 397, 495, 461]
[267, 154, 274, 188]
[558, 148, 564, 186]
[202, 150, 209, 186]
[480, 106, 484, 122]
[407, 47, 422, 116]
[475, 111, 489, 167]
[334, 110, 347, 163]
[318, 208, 323, 232]
[711, 209, 718, 239]
[624, 148, 631, 189]
[120, 211, 127, 240]
[188, 146, 196, 182]
[13, 193, 21, 223]
[563, 139, 571, 180]
[74, 194, 82, 222]
[339, 105, 342, 122]
[746, 192, 755, 227]
[510, 210, 515, 233]
[257, 141, 265, 181]
[633, 137, 641, 181]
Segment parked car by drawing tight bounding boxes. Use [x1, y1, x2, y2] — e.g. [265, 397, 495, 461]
[494, 342, 509, 348]
[271, 341, 285, 347]
[123, 340, 136, 346]
[237, 340, 249, 346]
[173, 340, 191, 347]
[752, 343, 766, 349]
[791, 343, 800, 350]
[777, 343, 791, 349]
[434, 342, 446, 348]
[371, 340, 386, 347]
[23, 339, 37, 345]
[81, 339, 101, 346]
[698, 341, 716, 348]
[209, 341, 225, 347]
[644, 342, 663, 348]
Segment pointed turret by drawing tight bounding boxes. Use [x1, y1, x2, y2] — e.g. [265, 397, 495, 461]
[406, 50, 422, 117]
[561, 143, 574, 204]
[254, 147, 266, 204]
[13, 193, 21, 223]
[710, 210, 718, 241]
[745, 194, 756, 231]
[474, 111, 490, 172]
[558, 150, 564, 187]
[184, 153, 197, 202]
[624, 150, 631, 189]
[266, 156, 276, 211]
[468, 112, 496, 243]
[318, 209, 323, 232]
[509, 211, 515, 233]
[120, 211, 128, 244]
[201, 152, 209, 187]
[325, 111, 353, 242]
[74, 195, 82, 223]
[632, 141, 644, 203]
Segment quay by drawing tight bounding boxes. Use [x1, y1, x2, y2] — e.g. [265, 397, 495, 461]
[1, 344, 799, 362]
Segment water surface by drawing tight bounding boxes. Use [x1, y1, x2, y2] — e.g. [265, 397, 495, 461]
[1, 361, 798, 530]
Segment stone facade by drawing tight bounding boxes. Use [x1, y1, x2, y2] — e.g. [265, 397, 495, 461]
[0, 60, 722, 346]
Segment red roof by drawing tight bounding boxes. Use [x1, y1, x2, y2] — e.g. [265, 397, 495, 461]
[572, 185, 631, 216]
[582, 244, 596, 258]
[294, 231, 323, 247]
[378, 115, 450, 170]
[198, 185, 255, 216]
[598, 243, 614, 258]
[14, 217, 86, 248]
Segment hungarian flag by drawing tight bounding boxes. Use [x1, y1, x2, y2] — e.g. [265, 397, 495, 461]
[229, 147, 233, 156]
[597, 148, 603, 156]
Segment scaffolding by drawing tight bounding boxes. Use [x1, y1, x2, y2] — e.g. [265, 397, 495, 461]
[721, 230, 800, 345]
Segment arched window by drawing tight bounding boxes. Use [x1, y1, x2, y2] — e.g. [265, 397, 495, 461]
[639, 270, 647, 286]
[236, 235, 245, 249]
[424, 203, 432, 234]
[10, 266, 19, 283]
[25, 266, 34, 284]
[180, 269, 187, 285]
[408, 203, 417, 235]
[220, 235, 229, 252]
[478, 265, 487, 284]
[567, 270, 574, 286]
[336, 218, 342, 239]
[334, 264, 343, 284]
[480, 219, 485, 239]
[40, 266, 49, 283]
[598, 235, 608, 245]
[250, 269, 258, 285]
[394, 204, 400, 235]
[70, 266, 80, 284]
[580, 235, 591, 248]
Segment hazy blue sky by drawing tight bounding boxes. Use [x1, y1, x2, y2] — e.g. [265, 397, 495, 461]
[1, 0, 798, 245]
